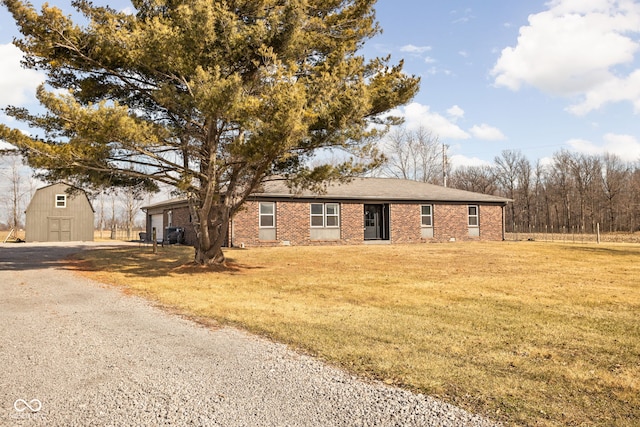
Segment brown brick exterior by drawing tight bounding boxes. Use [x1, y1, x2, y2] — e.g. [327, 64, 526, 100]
[148, 200, 505, 247]
[390, 204, 422, 243]
[229, 200, 505, 247]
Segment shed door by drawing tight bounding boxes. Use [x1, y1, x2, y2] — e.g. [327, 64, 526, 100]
[151, 214, 164, 241]
[49, 218, 71, 242]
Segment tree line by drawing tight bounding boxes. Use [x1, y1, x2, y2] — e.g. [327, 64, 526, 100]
[379, 127, 640, 234]
[440, 148, 638, 234]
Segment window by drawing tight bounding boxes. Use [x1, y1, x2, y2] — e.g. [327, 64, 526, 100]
[325, 203, 339, 227]
[310, 203, 340, 228]
[55, 194, 66, 208]
[468, 205, 479, 227]
[421, 205, 433, 227]
[259, 202, 275, 228]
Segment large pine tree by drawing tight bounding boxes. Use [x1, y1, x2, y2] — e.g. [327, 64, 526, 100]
[0, 0, 419, 265]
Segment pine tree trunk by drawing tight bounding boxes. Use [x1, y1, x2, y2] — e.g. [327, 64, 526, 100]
[194, 244, 226, 265]
[190, 200, 230, 266]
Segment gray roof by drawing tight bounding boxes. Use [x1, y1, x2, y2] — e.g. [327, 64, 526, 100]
[142, 178, 510, 210]
[254, 178, 510, 204]
[142, 196, 189, 211]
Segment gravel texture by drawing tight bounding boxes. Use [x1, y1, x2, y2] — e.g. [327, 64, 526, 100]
[0, 242, 501, 426]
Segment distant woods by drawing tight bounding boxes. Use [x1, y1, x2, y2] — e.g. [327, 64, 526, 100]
[451, 150, 640, 234]
[380, 129, 640, 234]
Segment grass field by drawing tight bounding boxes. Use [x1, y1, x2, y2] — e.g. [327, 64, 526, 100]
[71, 242, 639, 426]
[0, 229, 25, 242]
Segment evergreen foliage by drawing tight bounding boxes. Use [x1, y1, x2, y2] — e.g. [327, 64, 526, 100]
[0, 0, 419, 264]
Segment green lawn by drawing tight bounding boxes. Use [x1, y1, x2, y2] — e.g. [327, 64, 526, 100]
[72, 242, 640, 426]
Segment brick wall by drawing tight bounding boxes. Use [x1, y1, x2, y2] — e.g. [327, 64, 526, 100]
[340, 203, 364, 244]
[479, 205, 505, 241]
[171, 199, 505, 247]
[232, 201, 261, 246]
[170, 206, 196, 245]
[390, 204, 422, 243]
[433, 204, 470, 241]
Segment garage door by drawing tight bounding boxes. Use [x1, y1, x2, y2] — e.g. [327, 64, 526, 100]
[151, 214, 164, 241]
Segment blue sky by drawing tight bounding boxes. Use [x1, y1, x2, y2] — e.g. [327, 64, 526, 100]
[2, 0, 640, 167]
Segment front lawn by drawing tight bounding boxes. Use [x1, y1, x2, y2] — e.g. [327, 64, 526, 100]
[72, 242, 640, 426]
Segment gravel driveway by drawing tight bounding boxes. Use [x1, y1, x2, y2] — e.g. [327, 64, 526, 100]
[1, 242, 500, 426]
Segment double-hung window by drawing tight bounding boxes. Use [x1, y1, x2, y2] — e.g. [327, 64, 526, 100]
[421, 205, 433, 227]
[421, 204, 434, 238]
[55, 194, 66, 208]
[259, 202, 275, 228]
[259, 202, 276, 240]
[468, 205, 479, 237]
[468, 205, 479, 227]
[310, 203, 340, 228]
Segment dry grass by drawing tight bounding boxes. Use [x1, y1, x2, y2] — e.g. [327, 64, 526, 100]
[71, 242, 640, 426]
[0, 229, 25, 242]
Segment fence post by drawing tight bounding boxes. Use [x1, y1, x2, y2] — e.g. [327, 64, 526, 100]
[596, 223, 601, 244]
[152, 227, 157, 254]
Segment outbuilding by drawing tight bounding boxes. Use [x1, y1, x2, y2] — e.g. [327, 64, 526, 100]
[25, 183, 95, 242]
[142, 177, 511, 247]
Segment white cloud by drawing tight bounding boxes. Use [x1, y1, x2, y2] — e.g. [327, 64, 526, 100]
[567, 69, 640, 114]
[450, 154, 491, 168]
[491, 0, 640, 115]
[447, 105, 465, 120]
[400, 44, 432, 54]
[567, 133, 640, 158]
[469, 124, 507, 141]
[0, 43, 45, 107]
[394, 102, 470, 140]
[424, 56, 437, 64]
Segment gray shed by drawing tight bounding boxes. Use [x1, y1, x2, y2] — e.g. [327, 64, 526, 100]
[25, 183, 95, 242]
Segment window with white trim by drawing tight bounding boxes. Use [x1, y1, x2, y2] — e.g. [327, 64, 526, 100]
[421, 205, 433, 227]
[259, 202, 275, 228]
[55, 194, 66, 208]
[468, 205, 479, 227]
[310, 203, 340, 228]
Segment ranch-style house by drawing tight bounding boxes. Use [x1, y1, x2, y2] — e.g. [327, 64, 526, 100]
[142, 178, 511, 247]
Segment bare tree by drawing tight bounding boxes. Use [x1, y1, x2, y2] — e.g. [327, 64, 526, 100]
[382, 126, 442, 183]
[494, 150, 528, 231]
[568, 153, 601, 232]
[601, 154, 629, 232]
[549, 150, 574, 230]
[449, 165, 497, 194]
[121, 187, 148, 240]
[0, 154, 31, 230]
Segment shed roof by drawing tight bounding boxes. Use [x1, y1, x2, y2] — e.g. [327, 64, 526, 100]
[27, 182, 96, 213]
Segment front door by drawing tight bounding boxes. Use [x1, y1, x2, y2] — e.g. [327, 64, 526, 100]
[364, 204, 388, 240]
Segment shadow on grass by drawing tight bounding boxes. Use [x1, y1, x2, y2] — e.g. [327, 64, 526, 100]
[65, 246, 263, 278]
[562, 244, 640, 258]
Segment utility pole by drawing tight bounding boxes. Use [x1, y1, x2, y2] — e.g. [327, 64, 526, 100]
[442, 143, 449, 187]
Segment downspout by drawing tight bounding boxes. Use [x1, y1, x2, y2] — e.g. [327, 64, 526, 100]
[502, 204, 506, 241]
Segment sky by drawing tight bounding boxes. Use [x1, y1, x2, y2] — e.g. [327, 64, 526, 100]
[1, 0, 640, 169]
